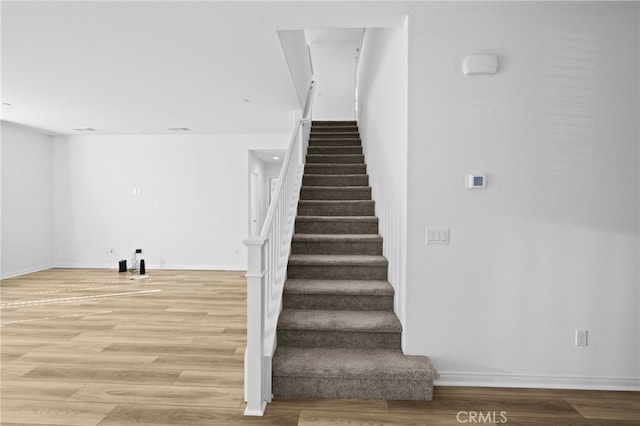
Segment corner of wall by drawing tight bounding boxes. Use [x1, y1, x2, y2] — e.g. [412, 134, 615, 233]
[356, 23, 410, 348]
[1, 123, 55, 278]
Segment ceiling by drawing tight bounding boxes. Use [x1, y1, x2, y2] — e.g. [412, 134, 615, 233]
[1, 1, 409, 136]
[306, 28, 364, 44]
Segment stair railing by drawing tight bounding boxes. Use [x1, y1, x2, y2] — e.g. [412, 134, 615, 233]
[243, 81, 314, 416]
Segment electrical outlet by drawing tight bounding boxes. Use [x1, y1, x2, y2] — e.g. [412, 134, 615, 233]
[576, 330, 588, 347]
[135, 249, 142, 254]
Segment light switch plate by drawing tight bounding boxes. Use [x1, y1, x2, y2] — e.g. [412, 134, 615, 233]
[426, 228, 449, 244]
[576, 330, 588, 347]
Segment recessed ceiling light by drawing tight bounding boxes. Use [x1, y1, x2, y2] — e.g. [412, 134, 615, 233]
[72, 127, 96, 132]
[273, 156, 280, 160]
[168, 127, 190, 131]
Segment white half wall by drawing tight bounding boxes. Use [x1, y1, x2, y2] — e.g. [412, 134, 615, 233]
[1, 122, 54, 278]
[356, 21, 409, 339]
[52, 133, 289, 271]
[406, 2, 640, 389]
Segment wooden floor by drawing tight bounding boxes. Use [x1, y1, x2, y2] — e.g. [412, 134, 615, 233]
[1, 269, 638, 425]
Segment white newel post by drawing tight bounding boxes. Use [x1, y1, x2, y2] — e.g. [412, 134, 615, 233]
[243, 238, 267, 416]
[241, 82, 314, 417]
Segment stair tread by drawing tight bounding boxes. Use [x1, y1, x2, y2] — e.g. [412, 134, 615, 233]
[311, 131, 359, 134]
[298, 200, 374, 204]
[273, 347, 438, 380]
[284, 279, 393, 296]
[304, 164, 366, 168]
[311, 127, 358, 130]
[307, 154, 362, 157]
[312, 133, 359, 135]
[288, 254, 387, 266]
[308, 141, 362, 146]
[296, 216, 378, 224]
[292, 234, 382, 242]
[305, 162, 365, 165]
[304, 174, 367, 178]
[304, 164, 365, 166]
[302, 186, 371, 190]
[309, 138, 361, 141]
[313, 120, 357, 124]
[278, 309, 401, 333]
[276, 120, 437, 400]
[311, 128, 358, 131]
[307, 156, 364, 162]
[308, 146, 362, 149]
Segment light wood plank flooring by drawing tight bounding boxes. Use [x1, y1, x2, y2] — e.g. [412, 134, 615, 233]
[1, 268, 638, 425]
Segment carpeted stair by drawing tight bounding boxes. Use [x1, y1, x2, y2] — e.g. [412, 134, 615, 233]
[272, 121, 438, 401]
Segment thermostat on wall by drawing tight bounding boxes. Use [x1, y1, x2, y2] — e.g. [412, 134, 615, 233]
[466, 174, 486, 189]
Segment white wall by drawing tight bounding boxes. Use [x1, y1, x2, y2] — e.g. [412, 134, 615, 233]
[266, 161, 283, 207]
[406, 2, 639, 389]
[52, 133, 289, 270]
[248, 153, 284, 236]
[356, 21, 409, 338]
[248, 153, 267, 237]
[1, 122, 54, 278]
[278, 30, 314, 109]
[310, 40, 361, 120]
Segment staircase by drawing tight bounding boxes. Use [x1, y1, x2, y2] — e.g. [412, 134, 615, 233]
[272, 121, 438, 401]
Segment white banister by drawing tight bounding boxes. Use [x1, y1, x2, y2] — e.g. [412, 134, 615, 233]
[243, 81, 314, 416]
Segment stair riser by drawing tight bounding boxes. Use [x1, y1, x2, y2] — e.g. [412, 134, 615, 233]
[313, 120, 357, 126]
[297, 202, 374, 216]
[307, 146, 363, 155]
[308, 140, 362, 147]
[273, 377, 434, 401]
[287, 264, 387, 280]
[295, 221, 378, 234]
[304, 164, 367, 175]
[303, 175, 369, 187]
[300, 187, 371, 201]
[283, 294, 393, 311]
[291, 241, 382, 255]
[306, 155, 365, 164]
[277, 330, 400, 350]
[311, 127, 359, 133]
[311, 133, 359, 139]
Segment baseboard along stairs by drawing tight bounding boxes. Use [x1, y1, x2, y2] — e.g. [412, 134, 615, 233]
[272, 121, 438, 400]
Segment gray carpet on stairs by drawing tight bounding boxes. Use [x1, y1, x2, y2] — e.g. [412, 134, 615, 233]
[273, 120, 438, 401]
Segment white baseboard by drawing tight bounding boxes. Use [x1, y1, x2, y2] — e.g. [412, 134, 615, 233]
[436, 371, 640, 391]
[49, 264, 246, 272]
[4, 264, 246, 279]
[1, 263, 54, 280]
[148, 264, 246, 271]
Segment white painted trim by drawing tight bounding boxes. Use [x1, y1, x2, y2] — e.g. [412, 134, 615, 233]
[52, 264, 246, 272]
[146, 264, 246, 271]
[244, 402, 267, 417]
[3, 264, 246, 279]
[1, 264, 55, 280]
[436, 371, 640, 391]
